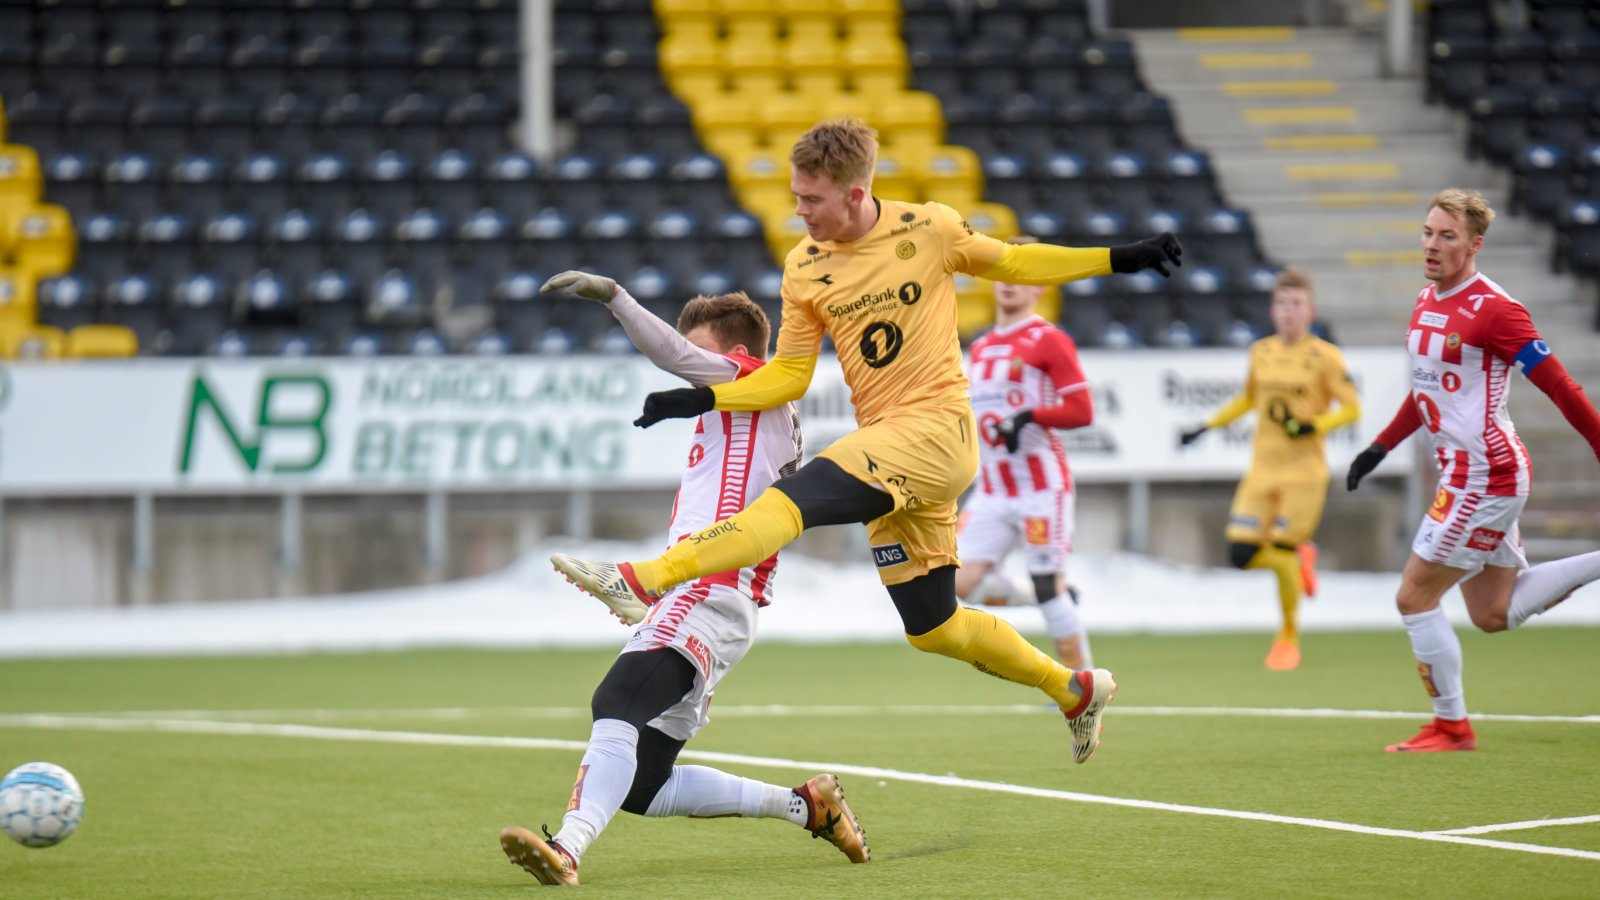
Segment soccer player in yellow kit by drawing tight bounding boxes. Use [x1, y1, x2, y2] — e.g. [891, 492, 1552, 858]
[1178, 268, 1360, 670]
[549, 118, 1182, 764]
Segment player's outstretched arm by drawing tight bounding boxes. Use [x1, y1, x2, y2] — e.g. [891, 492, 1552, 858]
[1348, 392, 1423, 490]
[1109, 233, 1184, 277]
[633, 355, 818, 427]
[542, 272, 741, 387]
[540, 270, 618, 302]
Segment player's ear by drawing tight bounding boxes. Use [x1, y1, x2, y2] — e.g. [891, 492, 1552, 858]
[730, 343, 749, 357]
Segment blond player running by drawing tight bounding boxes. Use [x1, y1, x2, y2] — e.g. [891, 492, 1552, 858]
[956, 236, 1096, 669]
[1347, 189, 1600, 752]
[500, 279, 867, 886]
[547, 118, 1182, 765]
[1179, 268, 1360, 671]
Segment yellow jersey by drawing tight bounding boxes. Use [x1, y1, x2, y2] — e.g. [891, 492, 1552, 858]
[1207, 335, 1361, 475]
[709, 198, 1109, 423]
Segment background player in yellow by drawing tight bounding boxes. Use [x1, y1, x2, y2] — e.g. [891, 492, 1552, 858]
[547, 118, 1182, 764]
[1178, 268, 1361, 671]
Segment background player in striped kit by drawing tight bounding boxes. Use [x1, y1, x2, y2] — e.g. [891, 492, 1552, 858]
[1179, 267, 1361, 671]
[500, 272, 867, 886]
[1347, 188, 1600, 752]
[956, 236, 1096, 669]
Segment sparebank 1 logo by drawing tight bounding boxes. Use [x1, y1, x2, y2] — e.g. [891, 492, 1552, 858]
[178, 371, 331, 474]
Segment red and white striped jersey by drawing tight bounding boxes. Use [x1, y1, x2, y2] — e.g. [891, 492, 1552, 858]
[1404, 272, 1539, 496]
[666, 353, 803, 604]
[966, 315, 1085, 496]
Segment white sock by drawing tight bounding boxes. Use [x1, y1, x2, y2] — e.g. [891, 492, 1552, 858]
[643, 765, 807, 824]
[1507, 550, 1600, 629]
[1038, 594, 1091, 667]
[1402, 607, 1467, 720]
[554, 719, 639, 861]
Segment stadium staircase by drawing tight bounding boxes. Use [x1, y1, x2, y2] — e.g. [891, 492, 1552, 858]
[1133, 24, 1600, 556]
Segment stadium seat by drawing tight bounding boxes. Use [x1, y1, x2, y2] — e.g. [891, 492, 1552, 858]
[65, 323, 139, 358]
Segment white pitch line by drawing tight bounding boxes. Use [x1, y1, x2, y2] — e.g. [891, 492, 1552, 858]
[62, 704, 1600, 724]
[1434, 815, 1600, 836]
[5, 712, 1600, 864]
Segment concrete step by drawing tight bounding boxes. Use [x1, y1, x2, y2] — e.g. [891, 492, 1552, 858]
[1211, 147, 1507, 196]
[1250, 209, 1550, 254]
[1132, 29, 1386, 81]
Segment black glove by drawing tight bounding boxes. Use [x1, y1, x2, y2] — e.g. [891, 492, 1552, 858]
[1109, 232, 1184, 277]
[1346, 442, 1387, 491]
[633, 386, 715, 428]
[1283, 417, 1316, 438]
[996, 409, 1034, 453]
[1178, 424, 1208, 447]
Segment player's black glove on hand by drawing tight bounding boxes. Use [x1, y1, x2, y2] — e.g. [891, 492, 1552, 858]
[633, 386, 715, 428]
[996, 409, 1034, 454]
[1283, 417, 1316, 438]
[1346, 442, 1387, 491]
[1109, 232, 1184, 277]
[1178, 424, 1208, 447]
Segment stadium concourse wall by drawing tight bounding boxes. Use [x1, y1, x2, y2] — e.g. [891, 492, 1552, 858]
[0, 349, 1419, 610]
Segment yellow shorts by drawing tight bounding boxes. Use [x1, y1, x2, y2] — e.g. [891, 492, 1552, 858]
[818, 407, 980, 586]
[1224, 469, 1329, 546]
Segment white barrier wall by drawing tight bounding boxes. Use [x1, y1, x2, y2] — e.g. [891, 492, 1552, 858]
[0, 347, 1414, 495]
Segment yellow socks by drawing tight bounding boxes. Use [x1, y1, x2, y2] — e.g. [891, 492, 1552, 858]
[1247, 545, 1301, 642]
[906, 606, 1084, 709]
[628, 488, 805, 595]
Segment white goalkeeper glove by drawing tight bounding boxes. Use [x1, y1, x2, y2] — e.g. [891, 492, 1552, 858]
[539, 270, 618, 303]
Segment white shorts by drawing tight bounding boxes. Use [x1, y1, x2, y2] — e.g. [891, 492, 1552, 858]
[957, 488, 1075, 574]
[1411, 487, 1528, 574]
[620, 581, 758, 742]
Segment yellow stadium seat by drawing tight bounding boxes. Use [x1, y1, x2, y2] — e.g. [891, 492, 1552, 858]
[12, 203, 76, 278]
[725, 145, 792, 192]
[784, 13, 836, 44]
[661, 36, 723, 98]
[873, 90, 945, 149]
[0, 143, 42, 208]
[960, 202, 1020, 240]
[657, 0, 718, 18]
[692, 91, 761, 153]
[915, 144, 983, 207]
[871, 149, 919, 201]
[840, 13, 899, 43]
[776, 0, 834, 14]
[723, 37, 786, 98]
[843, 40, 908, 94]
[836, 0, 901, 18]
[758, 90, 821, 148]
[954, 272, 995, 342]
[760, 210, 810, 263]
[809, 91, 873, 125]
[782, 34, 843, 85]
[659, 16, 718, 43]
[721, 0, 782, 43]
[0, 323, 66, 360]
[65, 323, 139, 358]
[0, 264, 36, 323]
[740, 184, 795, 224]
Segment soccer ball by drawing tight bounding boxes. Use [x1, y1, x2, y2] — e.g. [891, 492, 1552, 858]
[1, 762, 84, 848]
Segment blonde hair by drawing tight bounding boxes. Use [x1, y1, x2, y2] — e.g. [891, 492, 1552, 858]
[676, 291, 772, 360]
[1428, 187, 1496, 237]
[790, 118, 878, 188]
[1274, 265, 1315, 300]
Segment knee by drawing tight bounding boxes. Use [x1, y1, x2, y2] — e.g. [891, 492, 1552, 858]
[1469, 607, 1509, 633]
[1228, 542, 1259, 570]
[905, 610, 963, 657]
